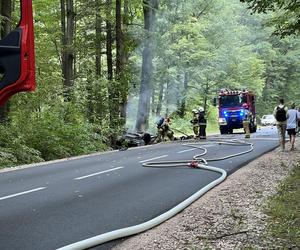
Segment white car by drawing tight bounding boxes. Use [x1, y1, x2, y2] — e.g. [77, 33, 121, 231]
[261, 114, 276, 126]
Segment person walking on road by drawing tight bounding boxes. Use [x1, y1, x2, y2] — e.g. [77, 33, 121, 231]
[273, 98, 289, 152]
[286, 103, 299, 151]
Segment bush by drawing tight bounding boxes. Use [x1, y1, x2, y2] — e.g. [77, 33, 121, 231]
[18, 107, 108, 161]
[0, 149, 18, 168]
[0, 102, 109, 167]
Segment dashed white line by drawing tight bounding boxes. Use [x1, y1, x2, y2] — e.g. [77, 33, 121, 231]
[139, 155, 168, 163]
[177, 148, 196, 154]
[177, 144, 215, 154]
[0, 187, 47, 201]
[74, 167, 124, 180]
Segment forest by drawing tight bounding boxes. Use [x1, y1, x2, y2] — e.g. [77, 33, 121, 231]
[0, 0, 299, 168]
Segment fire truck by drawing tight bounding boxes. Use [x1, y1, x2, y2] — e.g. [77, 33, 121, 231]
[0, 0, 35, 106]
[214, 89, 257, 134]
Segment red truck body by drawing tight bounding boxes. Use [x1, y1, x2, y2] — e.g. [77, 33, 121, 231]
[216, 89, 257, 134]
[0, 0, 35, 106]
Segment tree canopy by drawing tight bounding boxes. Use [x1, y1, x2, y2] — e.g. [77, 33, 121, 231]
[240, 0, 300, 37]
[0, 0, 299, 168]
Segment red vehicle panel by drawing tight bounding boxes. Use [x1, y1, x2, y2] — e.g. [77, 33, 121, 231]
[0, 0, 35, 106]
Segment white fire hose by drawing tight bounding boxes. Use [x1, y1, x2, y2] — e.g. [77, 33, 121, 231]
[57, 139, 253, 250]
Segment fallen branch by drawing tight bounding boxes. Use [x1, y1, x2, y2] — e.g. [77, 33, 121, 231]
[197, 230, 249, 240]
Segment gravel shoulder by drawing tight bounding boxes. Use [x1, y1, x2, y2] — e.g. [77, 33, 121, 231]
[113, 140, 300, 250]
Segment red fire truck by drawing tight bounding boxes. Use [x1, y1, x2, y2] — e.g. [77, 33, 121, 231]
[0, 0, 35, 106]
[214, 89, 257, 134]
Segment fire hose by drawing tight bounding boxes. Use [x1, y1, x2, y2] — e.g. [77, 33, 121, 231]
[58, 138, 254, 250]
[171, 127, 191, 137]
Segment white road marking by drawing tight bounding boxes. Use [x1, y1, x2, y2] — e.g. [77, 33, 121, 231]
[74, 167, 124, 180]
[0, 187, 46, 201]
[250, 138, 280, 141]
[139, 155, 168, 163]
[177, 144, 215, 154]
[177, 148, 196, 154]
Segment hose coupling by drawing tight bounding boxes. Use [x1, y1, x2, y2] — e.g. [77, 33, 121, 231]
[188, 160, 199, 168]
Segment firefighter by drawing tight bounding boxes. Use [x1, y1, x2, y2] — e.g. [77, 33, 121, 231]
[243, 109, 251, 138]
[164, 117, 174, 141]
[155, 116, 174, 143]
[198, 107, 207, 139]
[190, 109, 199, 138]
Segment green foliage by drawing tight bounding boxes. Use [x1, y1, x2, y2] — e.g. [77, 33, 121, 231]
[1, 100, 108, 167]
[0, 125, 44, 168]
[0, 149, 18, 168]
[13, 103, 108, 161]
[240, 0, 300, 37]
[170, 106, 219, 136]
[265, 164, 300, 248]
[1, 0, 300, 169]
[257, 36, 300, 115]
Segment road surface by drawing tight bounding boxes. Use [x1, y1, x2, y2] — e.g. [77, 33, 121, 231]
[0, 126, 279, 250]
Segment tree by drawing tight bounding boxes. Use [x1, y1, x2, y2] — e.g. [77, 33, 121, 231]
[60, 0, 76, 101]
[117, 0, 130, 125]
[240, 0, 300, 37]
[105, 0, 120, 139]
[93, 0, 104, 124]
[116, 0, 124, 115]
[95, 0, 102, 77]
[135, 0, 159, 132]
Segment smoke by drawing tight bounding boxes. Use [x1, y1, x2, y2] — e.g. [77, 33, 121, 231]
[125, 94, 157, 134]
[125, 94, 139, 132]
[125, 93, 179, 135]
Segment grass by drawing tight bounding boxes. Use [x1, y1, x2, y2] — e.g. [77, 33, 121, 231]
[265, 163, 300, 248]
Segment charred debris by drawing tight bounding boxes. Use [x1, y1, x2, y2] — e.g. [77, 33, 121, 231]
[115, 131, 194, 150]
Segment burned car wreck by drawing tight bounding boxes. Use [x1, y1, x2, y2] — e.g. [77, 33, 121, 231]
[115, 131, 153, 149]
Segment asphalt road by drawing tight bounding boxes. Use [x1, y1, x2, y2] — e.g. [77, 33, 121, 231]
[0, 126, 279, 250]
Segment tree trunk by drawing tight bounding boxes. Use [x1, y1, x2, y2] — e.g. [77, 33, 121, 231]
[165, 81, 170, 116]
[151, 86, 156, 116]
[203, 79, 209, 112]
[177, 72, 188, 118]
[135, 0, 159, 132]
[93, 0, 105, 124]
[106, 0, 119, 139]
[118, 0, 131, 125]
[86, 73, 94, 123]
[115, 0, 127, 125]
[0, 0, 12, 122]
[115, 0, 122, 80]
[155, 81, 164, 116]
[95, 0, 102, 77]
[106, 0, 113, 81]
[60, 0, 75, 102]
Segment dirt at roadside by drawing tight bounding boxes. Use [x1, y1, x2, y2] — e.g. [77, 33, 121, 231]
[113, 139, 300, 250]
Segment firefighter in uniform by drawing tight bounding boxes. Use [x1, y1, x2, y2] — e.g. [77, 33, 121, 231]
[198, 107, 207, 139]
[243, 109, 251, 138]
[190, 109, 199, 138]
[155, 116, 174, 143]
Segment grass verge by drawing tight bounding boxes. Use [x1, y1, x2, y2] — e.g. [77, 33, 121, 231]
[265, 162, 300, 248]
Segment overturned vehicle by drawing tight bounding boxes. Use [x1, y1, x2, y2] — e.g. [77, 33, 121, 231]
[115, 131, 154, 149]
